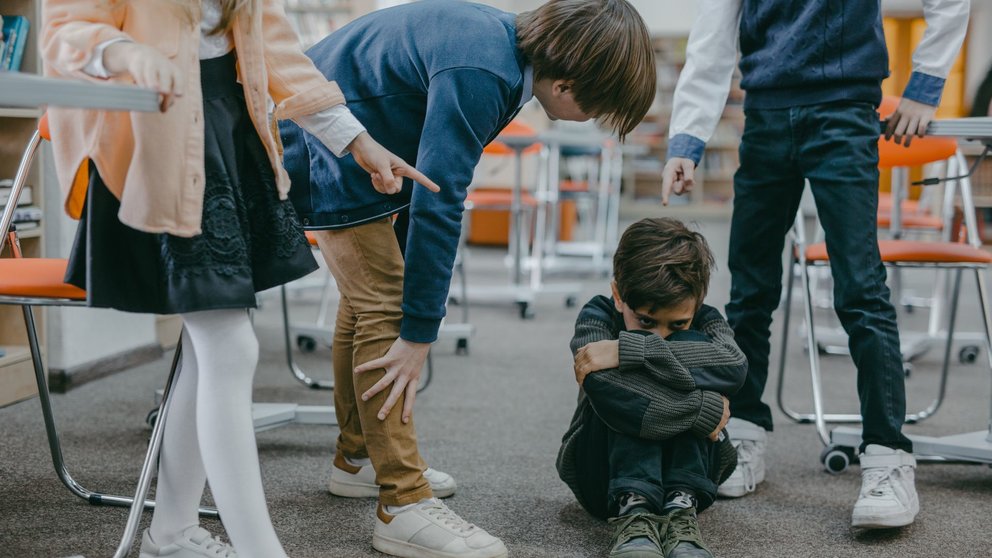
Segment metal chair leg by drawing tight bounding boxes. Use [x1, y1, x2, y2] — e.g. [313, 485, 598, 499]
[281, 284, 334, 390]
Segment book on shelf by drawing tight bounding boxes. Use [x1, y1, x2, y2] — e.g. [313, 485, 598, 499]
[0, 179, 33, 207]
[0, 15, 30, 72]
[12, 205, 41, 224]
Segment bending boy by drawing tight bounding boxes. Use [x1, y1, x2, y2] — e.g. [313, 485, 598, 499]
[279, 1, 656, 557]
[558, 218, 746, 558]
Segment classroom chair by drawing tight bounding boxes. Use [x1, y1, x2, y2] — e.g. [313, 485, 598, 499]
[0, 114, 215, 558]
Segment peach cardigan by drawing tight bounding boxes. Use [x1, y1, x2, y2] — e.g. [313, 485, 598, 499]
[42, 0, 346, 236]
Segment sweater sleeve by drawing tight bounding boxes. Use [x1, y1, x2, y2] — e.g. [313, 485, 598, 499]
[400, 68, 513, 343]
[570, 297, 725, 440]
[619, 305, 748, 396]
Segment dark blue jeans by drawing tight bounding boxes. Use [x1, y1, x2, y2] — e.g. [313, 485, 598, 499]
[725, 101, 913, 453]
[571, 407, 721, 520]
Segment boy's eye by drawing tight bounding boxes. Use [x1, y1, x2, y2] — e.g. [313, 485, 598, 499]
[637, 317, 656, 328]
[670, 321, 689, 330]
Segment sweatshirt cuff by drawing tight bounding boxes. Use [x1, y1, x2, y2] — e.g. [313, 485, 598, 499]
[400, 315, 442, 344]
[666, 133, 705, 166]
[690, 391, 726, 439]
[902, 71, 945, 107]
[618, 330, 648, 372]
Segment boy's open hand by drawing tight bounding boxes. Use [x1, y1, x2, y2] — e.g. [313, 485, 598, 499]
[573, 340, 619, 385]
[349, 132, 441, 195]
[661, 157, 695, 206]
[353, 337, 431, 424]
[885, 97, 937, 147]
[709, 395, 731, 441]
[103, 42, 184, 112]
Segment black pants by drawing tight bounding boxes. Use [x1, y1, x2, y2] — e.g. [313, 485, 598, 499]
[571, 406, 721, 520]
[725, 101, 913, 453]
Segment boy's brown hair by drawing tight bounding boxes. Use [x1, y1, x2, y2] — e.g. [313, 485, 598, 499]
[516, 0, 656, 139]
[612, 217, 715, 312]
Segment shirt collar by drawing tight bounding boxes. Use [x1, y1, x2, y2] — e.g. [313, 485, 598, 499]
[518, 65, 534, 109]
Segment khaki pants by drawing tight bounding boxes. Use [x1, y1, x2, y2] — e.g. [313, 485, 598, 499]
[311, 219, 432, 506]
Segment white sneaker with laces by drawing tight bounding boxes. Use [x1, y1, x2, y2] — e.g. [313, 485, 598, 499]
[852, 444, 919, 528]
[717, 418, 767, 498]
[139, 526, 236, 558]
[329, 453, 457, 498]
[373, 499, 508, 558]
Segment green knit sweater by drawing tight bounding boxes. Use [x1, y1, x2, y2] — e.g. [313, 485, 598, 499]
[556, 295, 747, 507]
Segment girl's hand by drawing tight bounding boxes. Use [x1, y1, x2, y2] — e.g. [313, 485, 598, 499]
[348, 132, 441, 195]
[103, 42, 185, 112]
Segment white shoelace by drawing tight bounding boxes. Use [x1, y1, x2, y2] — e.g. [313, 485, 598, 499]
[735, 440, 758, 493]
[861, 466, 905, 500]
[422, 501, 478, 535]
[199, 534, 237, 558]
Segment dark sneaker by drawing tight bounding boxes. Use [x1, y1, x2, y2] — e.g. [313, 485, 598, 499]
[662, 507, 713, 558]
[608, 512, 668, 558]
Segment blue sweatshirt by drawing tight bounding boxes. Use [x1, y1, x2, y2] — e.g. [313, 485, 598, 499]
[280, 1, 529, 343]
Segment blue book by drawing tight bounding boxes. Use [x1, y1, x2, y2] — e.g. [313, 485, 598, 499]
[1, 15, 30, 72]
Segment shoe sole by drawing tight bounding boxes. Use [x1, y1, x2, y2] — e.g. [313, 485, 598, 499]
[329, 479, 456, 499]
[372, 534, 507, 558]
[852, 510, 918, 529]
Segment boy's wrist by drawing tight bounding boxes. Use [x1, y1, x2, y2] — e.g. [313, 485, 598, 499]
[690, 390, 727, 439]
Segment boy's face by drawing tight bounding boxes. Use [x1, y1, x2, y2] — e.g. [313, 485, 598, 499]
[533, 79, 595, 123]
[611, 281, 696, 338]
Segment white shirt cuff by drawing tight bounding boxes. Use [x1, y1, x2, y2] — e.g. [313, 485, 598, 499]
[82, 38, 133, 79]
[294, 104, 366, 158]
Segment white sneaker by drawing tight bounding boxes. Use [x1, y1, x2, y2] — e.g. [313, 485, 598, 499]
[373, 499, 508, 558]
[329, 453, 457, 498]
[851, 444, 919, 528]
[139, 526, 236, 558]
[717, 418, 767, 498]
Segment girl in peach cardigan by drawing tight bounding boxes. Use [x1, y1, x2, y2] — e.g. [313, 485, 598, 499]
[42, 1, 438, 556]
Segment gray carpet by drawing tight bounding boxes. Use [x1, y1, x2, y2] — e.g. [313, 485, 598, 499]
[2, 218, 992, 558]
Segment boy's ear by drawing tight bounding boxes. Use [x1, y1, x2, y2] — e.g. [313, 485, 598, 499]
[553, 79, 575, 97]
[610, 281, 624, 313]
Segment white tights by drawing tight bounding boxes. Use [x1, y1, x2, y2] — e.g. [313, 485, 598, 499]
[148, 309, 287, 558]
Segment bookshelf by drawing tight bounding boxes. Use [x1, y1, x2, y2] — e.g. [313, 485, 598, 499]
[622, 35, 743, 217]
[0, 0, 43, 406]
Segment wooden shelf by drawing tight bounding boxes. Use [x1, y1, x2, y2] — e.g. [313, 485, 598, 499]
[0, 345, 37, 408]
[0, 345, 30, 367]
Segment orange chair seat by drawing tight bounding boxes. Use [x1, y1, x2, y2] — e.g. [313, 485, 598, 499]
[305, 231, 318, 246]
[0, 259, 87, 300]
[466, 189, 538, 208]
[806, 240, 992, 265]
[877, 212, 943, 229]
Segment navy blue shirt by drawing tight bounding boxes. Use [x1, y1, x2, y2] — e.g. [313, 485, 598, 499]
[280, 1, 527, 343]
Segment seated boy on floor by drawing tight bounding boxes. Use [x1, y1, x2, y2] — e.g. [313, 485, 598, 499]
[557, 217, 747, 558]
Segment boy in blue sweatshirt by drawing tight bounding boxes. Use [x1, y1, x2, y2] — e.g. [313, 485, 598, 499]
[559, 218, 746, 558]
[279, 1, 656, 557]
[662, 0, 969, 529]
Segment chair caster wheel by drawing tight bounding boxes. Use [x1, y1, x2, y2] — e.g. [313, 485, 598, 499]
[820, 444, 854, 474]
[146, 408, 159, 429]
[296, 335, 317, 353]
[903, 362, 913, 378]
[455, 338, 469, 355]
[565, 296, 577, 308]
[959, 345, 980, 364]
[518, 301, 534, 320]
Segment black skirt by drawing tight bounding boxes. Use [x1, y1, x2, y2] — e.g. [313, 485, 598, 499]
[64, 52, 318, 314]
